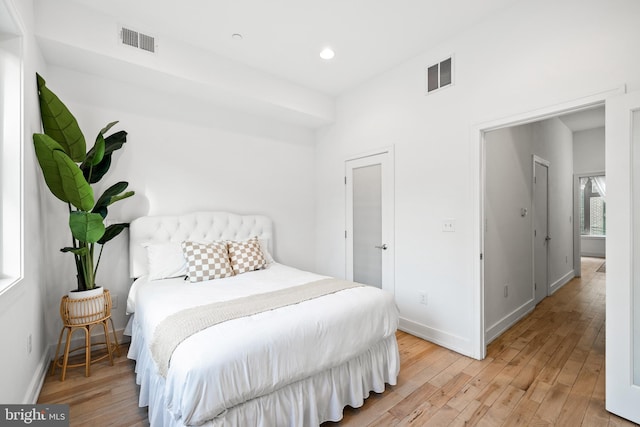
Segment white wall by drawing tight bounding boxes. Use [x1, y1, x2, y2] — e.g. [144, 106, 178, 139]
[37, 65, 318, 349]
[484, 124, 534, 340]
[574, 127, 606, 257]
[532, 118, 575, 293]
[574, 127, 605, 173]
[0, 0, 50, 403]
[484, 118, 574, 342]
[315, 0, 640, 357]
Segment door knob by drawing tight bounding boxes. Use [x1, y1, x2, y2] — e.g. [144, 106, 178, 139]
[545, 236, 552, 242]
[375, 244, 388, 250]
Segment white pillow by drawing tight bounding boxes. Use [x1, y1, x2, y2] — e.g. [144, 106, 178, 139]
[144, 242, 188, 280]
[258, 238, 275, 264]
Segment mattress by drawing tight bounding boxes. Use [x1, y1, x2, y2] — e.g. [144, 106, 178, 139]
[127, 263, 399, 426]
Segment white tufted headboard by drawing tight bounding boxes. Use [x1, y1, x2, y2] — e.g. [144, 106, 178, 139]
[129, 211, 273, 278]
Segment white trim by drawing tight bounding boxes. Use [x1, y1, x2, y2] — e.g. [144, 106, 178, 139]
[23, 349, 50, 404]
[549, 269, 575, 295]
[605, 89, 640, 423]
[0, 0, 25, 296]
[399, 317, 473, 358]
[574, 171, 607, 265]
[344, 146, 395, 295]
[344, 145, 394, 163]
[485, 300, 535, 345]
[581, 235, 606, 240]
[473, 85, 625, 359]
[581, 252, 606, 258]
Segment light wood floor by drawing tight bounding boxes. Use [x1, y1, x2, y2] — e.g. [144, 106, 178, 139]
[38, 257, 637, 426]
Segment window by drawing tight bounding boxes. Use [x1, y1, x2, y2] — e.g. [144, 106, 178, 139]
[0, 1, 23, 295]
[579, 175, 606, 236]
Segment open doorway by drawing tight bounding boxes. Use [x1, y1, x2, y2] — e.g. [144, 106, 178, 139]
[482, 105, 605, 345]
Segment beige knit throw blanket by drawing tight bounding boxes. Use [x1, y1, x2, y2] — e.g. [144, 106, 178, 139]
[150, 278, 363, 377]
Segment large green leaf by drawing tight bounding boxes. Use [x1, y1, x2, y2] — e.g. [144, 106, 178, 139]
[69, 212, 105, 243]
[85, 134, 106, 167]
[98, 223, 129, 245]
[92, 181, 133, 218]
[33, 133, 94, 211]
[80, 122, 119, 171]
[81, 130, 128, 183]
[36, 73, 86, 162]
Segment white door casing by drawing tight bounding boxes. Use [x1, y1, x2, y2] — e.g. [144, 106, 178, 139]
[474, 86, 624, 360]
[606, 90, 640, 423]
[345, 149, 394, 294]
[533, 157, 550, 305]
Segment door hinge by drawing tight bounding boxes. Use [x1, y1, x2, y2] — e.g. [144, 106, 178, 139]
[534, 229, 537, 237]
[344, 230, 347, 238]
[344, 176, 347, 185]
[480, 253, 483, 260]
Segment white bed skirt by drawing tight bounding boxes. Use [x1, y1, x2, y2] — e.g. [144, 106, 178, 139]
[128, 318, 400, 427]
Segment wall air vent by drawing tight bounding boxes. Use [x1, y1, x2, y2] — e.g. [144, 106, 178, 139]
[120, 26, 156, 53]
[121, 27, 139, 48]
[425, 56, 453, 94]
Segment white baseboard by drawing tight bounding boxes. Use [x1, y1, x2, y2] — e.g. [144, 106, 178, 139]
[23, 348, 51, 404]
[398, 317, 476, 359]
[485, 300, 535, 345]
[581, 251, 605, 258]
[549, 269, 575, 295]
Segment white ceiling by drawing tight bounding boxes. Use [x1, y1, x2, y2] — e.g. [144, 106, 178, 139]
[69, 0, 521, 96]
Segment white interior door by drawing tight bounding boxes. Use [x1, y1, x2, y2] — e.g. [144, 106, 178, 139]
[606, 90, 640, 423]
[533, 158, 550, 305]
[345, 150, 394, 294]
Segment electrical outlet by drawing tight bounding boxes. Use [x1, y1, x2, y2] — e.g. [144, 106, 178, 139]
[442, 219, 456, 232]
[112, 294, 118, 309]
[419, 291, 428, 305]
[504, 284, 509, 298]
[27, 334, 32, 354]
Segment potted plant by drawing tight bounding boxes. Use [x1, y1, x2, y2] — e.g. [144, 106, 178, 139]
[33, 73, 134, 322]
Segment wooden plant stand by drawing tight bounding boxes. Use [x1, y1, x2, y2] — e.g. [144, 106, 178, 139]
[51, 289, 120, 381]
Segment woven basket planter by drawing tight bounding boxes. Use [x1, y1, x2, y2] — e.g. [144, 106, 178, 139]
[63, 288, 110, 325]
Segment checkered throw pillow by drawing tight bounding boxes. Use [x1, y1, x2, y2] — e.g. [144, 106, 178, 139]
[227, 237, 267, 275]
[181, 241, 234, 282]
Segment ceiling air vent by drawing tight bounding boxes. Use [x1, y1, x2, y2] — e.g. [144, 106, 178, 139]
[425, 56, 453, 94]
[120, 26, 156, 53]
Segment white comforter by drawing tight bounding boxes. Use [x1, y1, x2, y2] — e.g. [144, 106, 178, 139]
[127, 263, 399, 426]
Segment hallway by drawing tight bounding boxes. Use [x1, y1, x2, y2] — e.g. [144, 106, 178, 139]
[336, 257, 636, 426]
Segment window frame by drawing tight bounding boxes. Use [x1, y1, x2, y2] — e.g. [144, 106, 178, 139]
[578, 173, 606, 238]
[0, 0, 25, 296]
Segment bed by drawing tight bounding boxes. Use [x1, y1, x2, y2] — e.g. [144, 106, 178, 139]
[126, 211, 400, 426]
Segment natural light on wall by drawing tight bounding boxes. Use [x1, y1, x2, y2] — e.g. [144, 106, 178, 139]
[0, 3, 23, 295]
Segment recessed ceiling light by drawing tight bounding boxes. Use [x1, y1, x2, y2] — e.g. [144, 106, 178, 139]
[232, 33, 243, 40]
[319, 47, 335, 60]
